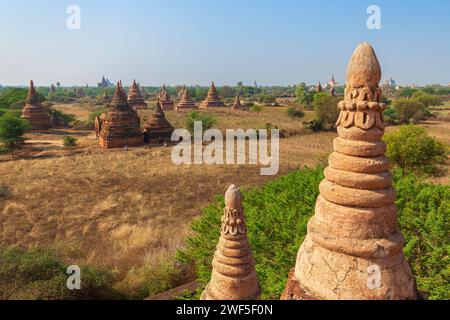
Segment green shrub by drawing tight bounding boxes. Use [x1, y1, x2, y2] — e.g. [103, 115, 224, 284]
[287, 108, 305, 119]
[63, 136, 77, 147]
[177, 166, 449, 300]
[0, 246, 121, 300]
[49, 109, 75, 127]
[250, 104, 263, 113]
[0, 114, 30, 157]
[185, 111, 216, 134]
[312, 93, 340, 129]
[384, 125, 448, 175]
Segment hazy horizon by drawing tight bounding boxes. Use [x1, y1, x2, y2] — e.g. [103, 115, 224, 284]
[1, 0, 449, 87]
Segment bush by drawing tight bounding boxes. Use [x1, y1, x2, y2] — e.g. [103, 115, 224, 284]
[63, 136, 78, 147]
[384, 125, 448, 175]
[185, 111, 217, 134]
[177, 166, 449, 300]
[49, 109, 75, 128]
[287, 108, 305, 119]
[0, 113, 30, 157]
[0, 246, 121, 300]
[312, 93, 340, 129]
[0, 88, 28, 109]
[255, 94, 276, 105]
[250, 104, 263, 113]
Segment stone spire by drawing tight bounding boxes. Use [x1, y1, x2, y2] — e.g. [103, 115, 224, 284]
[176, 86, 196, 110]
[282, 43, 417, 300]
[201, 185, 261, 300]
[127, 80, 147, 111]
[316, 81, 323, 93]
[231, 92, 244, 110]
[200, 82, 225, 108]
[98, 82, 143, 149]
[21, 80, 52, 131]
[143, 99, 174, 143]
[329, 85, 336, 96]
[159, 84, 174, 110]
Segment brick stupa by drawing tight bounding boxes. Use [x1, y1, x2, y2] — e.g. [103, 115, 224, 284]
[143, 100, 174, 143]
[201, 185, 261, 300]
[281, 43, 417, 300]
[21, 80, 52, 131]
[127, 80, 147, 111]
[200, 82, 225, 108]
[176, 86, 196, 110]
[99, 82, 143, 149]
[231, 93, 245, 110]
[159, 84, 174, 110]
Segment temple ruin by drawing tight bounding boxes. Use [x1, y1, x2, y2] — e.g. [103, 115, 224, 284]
[281, 43, 417, 300]
[176, 85, 196, 110]
[159, 84, 174, 110]
[21, 80, 52, 131]
[98, 82, 143, 149]
[231, 93, 245, 110]
[201, 185, 261, 300]
[200, 82, 225, 108]
[142, 99, 174, 143]
[127, 80, 147, 111]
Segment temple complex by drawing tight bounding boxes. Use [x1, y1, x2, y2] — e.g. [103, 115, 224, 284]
[176, 86, 196, 110]
[142, 100, 174, 143]
[159, 84, 174, 110]
[281, 43, 417, 300]
[21, 80, 52, 131]
[199, 82, 225, 108]
[98, 76, 113, 88]
[98, 82, 143, 149]
[201, 185, 261, 300]
[127, 80, 147, 110]
[231, 93, 245, 110]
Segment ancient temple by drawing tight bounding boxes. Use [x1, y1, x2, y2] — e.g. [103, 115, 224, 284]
[159, 84, 174, 110]
[176, 86, 196, 110]
[201, 185, 261, 300]
[316, 82, 323, 93]
[127, 80, 147, 111]
[98, 82, 143, 149]
[231, 93, 245, 110]
[142, 99, 174, 143]
[200, 82, 225, 108]
[21, 80, 52, 131]
[281, 43, 417, 300]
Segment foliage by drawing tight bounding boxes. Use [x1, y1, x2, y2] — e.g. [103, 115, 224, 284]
[0, 88, 29, 109]
[177, 166, 450, 300]
[250, 104, 263, 113]
[0, 246, 121, 300]
[397, 88, 419, 98]
[312, 93, 340, 129]
[302, 119, 322, 132]
[63, 136, 78, 147]
[49, 109, 76, 127]
[295, 83, 313, 107]
[185, 111, 217, 134]
[0, 114, 30, 157]
[384, 125, 448, 175]
[286, 107, 305, 119]
[255, 94, 276, 105]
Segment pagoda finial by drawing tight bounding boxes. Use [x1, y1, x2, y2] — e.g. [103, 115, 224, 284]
[346, 42, 381, 88]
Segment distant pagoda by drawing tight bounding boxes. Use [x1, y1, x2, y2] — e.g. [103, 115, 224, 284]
[21, 80, 52, 131]
[98, 82, 143, 149]
[316, 82, 323, 93]
[231, 92, 245, 110]
[176, 85, 196, 110]
[50, 84, 56, 93]
[159, 84, 174, 110]
[200, 82, 225, 108]
[143, 99, 174, 143]
[127, 80, 147, 111]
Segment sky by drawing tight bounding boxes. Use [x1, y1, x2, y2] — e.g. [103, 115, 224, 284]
[1, 0, 449, 87]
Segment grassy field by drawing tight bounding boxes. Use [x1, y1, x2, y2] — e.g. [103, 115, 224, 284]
[0, 103, 448, 296]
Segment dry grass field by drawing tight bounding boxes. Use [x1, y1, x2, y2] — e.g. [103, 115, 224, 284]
[0, 104, 448, 294]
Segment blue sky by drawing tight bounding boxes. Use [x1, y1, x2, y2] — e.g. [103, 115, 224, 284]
[1, 0, 449, 86]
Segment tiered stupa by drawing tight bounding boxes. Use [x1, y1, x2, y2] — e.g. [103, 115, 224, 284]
[231, 93, 245, 110]
[21, 80, 52, 131]
[281, 43, 417, 300]
[159, 84, 174, 110]
[201, 185, 261, 300]
[142, 100, 174, 143]
[127, 80, 147, 111]
[98, 82, 143, 149]
[176, 86, 196, 110]
[200, 82, 225, 108]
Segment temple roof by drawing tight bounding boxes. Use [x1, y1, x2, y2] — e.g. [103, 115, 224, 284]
[26, 80, 40, 105]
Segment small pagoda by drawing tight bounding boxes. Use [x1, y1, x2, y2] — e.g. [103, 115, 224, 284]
[199, 82, 225, 108]
[159, 84, 174, 110]
[127, 80, 147, 111]
[231, 93, 245, 110]
[21, 80, 52, 131]
[98, 82, 143, 149]
[316, 81, 323, 93]
[142, 99, 174, 143]
[176, 86, 196, 110]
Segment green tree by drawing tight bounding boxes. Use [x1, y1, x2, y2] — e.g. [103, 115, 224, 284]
[185, 111, 217, 134]
[411, 91, 442, 108]
[384, 125, 448, 175]
[0, 114, 30, 158]
[0, 88, 28, 109]
[391, 98, 426, 124]
[295, 83, 312, 107]
[312, 93, 340, 129]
